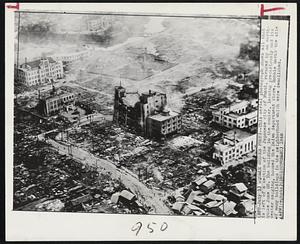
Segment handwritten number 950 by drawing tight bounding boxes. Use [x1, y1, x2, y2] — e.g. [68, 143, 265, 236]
[131, 222, 168, 236]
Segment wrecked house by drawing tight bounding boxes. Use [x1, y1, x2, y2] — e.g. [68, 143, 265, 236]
[65, 193, 93, 211]
[206, 200, 237, 216]
[230, 183, 248, 197]
[113, 85, 182, 138]
[199, 180, 216, 193]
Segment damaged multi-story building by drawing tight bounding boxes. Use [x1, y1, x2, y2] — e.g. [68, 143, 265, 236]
[113, 85, 182, 138]
[37, 85, 75, 116]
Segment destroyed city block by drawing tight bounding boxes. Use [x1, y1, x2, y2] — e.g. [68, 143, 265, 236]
[14, 14, 259, 217]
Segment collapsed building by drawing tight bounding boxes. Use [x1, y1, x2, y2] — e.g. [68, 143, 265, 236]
[210, 99, 258, 129]
[212, 129, 257, 164]
[37, 85, 75, 116]
[113, 85, 182, 138]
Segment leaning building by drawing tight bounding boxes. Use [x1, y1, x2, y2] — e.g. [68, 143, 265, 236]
[113, 85, 182, 138]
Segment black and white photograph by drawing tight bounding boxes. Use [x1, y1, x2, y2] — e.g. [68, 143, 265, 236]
[6, 3, 297, 241]
[13, 11, 261, 217]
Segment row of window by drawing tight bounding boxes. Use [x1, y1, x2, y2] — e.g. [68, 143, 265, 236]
[24, 73, 62, 84]
[219, 140, 255, 156]
[24, 68, 62, 77]
[248, 118, 257, 126]
[162, 122, 182, 130]
[161, 126, 179, 135]
[162, 119, 181, 126]
[232, 107, 247, 114]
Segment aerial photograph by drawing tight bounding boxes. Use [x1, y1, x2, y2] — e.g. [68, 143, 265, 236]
[14, 12, 260, 217]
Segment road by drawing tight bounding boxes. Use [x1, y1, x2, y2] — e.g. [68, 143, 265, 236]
[38, 125, 171, 214]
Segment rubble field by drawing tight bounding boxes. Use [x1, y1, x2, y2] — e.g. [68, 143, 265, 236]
[14, 108, 145, 214]
[64, 120, 220, 192]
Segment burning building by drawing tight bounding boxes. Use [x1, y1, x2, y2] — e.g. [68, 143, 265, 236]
[113, 85, 182, 138]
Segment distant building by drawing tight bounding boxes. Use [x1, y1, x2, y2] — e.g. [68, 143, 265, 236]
[213, 129, 257, 164]
[113, 85, 182, 138]
[37, 86, 75, 116]
[211, 99, 258, 129]
[86, 16, 112, 32]
[16, 57, 64, 86]
[52, 48, 92, 65]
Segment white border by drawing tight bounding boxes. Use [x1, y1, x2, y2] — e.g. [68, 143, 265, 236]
[5, 3, 297, 241]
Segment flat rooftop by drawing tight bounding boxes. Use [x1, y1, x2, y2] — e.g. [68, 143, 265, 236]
[224, 129, 254, 141]
[41, 91, 75, 102]
[214, 129, 256, 151]
[245, 110, 257, 119]
[210, 100, 250, 111]
[148, 111, 180, 122]
[227, 112, 241, 119]
[214, 141, 232, 151]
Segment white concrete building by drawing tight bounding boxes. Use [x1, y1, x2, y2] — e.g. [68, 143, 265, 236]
[213, 129, 257, 164]
[211, 99, 258, 129]
[16, 57, 63, 86]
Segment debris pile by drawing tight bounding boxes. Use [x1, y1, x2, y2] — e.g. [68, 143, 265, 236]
[13, 115, 136, 214]
[168, 164, 255, 217]
[65, 122, 219, 190]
